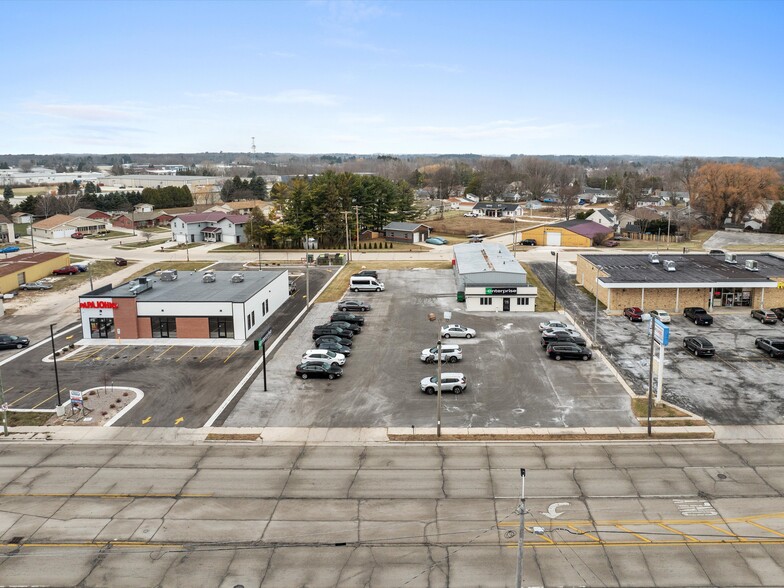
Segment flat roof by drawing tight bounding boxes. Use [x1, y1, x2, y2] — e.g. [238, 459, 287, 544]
[84, 270, 285, 303]
[0, 252, 68, 279]
[582, 253, 784, 287]
[453, 242, 526, 276]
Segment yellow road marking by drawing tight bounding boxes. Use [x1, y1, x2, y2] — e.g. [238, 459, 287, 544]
[108, 345, 130, 357]
[567, 524, 600, 542]
[0, 493, 213, 498]
[503, 538, 784, 549]
[154, 346, 173, 360]
[199, 347, 218, 363]
[0, 542, 184, 549]
[176, 346, 194, 362]
[656, 523, 698, 542]
[704, 523, 745, 541]
[615, 524, 651, 543]
[129, 345, 151, 361]
[2, 387, 13, 394]
[174, 417, 184, 425]
[8, 387, 41, 407]
[747, 521, 784, 538]
[141, 417, 151, 425]
[223, 346, 241, 363]
[31, 390, 65, 410]
[76, 347, 103, 362]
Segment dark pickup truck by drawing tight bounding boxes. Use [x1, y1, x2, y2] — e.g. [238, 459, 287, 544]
[683, 307, 713, 325]
[755, 337, 784, 358]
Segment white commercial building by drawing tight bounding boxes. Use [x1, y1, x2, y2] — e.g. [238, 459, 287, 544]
[452, 243, 537, 312]
[78, 269, 289, 343]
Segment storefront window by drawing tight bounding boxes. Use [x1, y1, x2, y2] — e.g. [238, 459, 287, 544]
[209, 317, 234, 338]
[151, 317, 177, 338]
[713, 288, 751, 307]
[89, 318, 115, 339]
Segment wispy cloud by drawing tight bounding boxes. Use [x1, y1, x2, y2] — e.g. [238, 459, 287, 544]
[324, 36, 394, 54]
[24, 102, 143, 122]
[398, 120, 591, 141]
[338, 113, 386, 125]
[407, 62, 463, 74]
[186, 89, 341, 106]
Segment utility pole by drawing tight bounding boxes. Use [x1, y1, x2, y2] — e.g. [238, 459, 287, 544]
[436, 335, 442, 437]
[29, 221, 35, 253]
[305, 233, 310, 305]
[353, 205, 360, 251]
[647, 319, 656, 437]
[0, 367, 8, 436]
[342, 211, 351, 262]
[515, 469, 526, 588]
[49, 324, 62, 407]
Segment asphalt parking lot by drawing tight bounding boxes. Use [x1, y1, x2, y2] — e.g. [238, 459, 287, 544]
[531, 260, 784, 424]
[3, 266, 333, 427]
[224, 269, 636, 428]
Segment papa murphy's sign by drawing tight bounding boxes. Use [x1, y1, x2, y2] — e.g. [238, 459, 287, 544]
[79, 300, 118, 309]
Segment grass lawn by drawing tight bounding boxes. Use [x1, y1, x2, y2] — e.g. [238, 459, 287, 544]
[128, 261, 214, 280]
[86, 231, 128, 240]
[8, 186, 47, 196]
[424, 215, 514, 237]
[631, 397, 692, 418]
[6, 412, 51, 427]
[519, 262, 558, 312]
[13, 223, 30, 237]
[316, 260, 453, 303]
[114, 238, 169, 250]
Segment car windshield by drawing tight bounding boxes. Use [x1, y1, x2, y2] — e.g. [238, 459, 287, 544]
[428, 376, 437, 383]
[325, 350, 336, 358]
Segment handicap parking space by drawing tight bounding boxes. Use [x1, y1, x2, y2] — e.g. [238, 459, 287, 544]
[224, 269, 636, 428]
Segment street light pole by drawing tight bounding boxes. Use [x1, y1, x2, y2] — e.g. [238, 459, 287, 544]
[593, 265, 603, 346]
[551, 250, 559, 311]
[305, 233, 311, 306]
[515, 468, 526, 588]
[0, 367, 8, 436]
[49, 324, 62, 407]
[436, 335, 442, 437]
[29, 221, 35, 253]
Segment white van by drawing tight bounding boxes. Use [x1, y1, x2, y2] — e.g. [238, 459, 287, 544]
[350, 276, 385, 292]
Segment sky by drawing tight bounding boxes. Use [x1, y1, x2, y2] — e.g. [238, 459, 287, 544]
[2, 0, 783, 157]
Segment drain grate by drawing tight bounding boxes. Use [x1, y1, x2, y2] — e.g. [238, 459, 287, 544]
[9, 536, 23, 544]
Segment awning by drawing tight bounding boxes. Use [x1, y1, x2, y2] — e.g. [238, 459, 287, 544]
[201, 227, 222, 234]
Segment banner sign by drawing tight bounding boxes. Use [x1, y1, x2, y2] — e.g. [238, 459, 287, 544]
[80, 301, 118, 309]
[485, 287, 517, 295]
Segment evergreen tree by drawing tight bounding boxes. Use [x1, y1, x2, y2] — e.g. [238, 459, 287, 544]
[3, 185, 13, 200]
[768, 202, 784, 234]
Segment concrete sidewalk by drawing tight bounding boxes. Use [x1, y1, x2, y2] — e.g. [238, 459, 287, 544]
[2, 424, 781, 445]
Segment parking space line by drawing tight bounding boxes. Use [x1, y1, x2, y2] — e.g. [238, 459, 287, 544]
[31, 389, 66, 410]
[107, 345, 130, 358]
[223, 346, 241, 364]
[9, 387, 41, 407]
[199, 347, 218, 363]
[657, 523, 698, 542]
[176, 347, 194, 362]
[74, 347, 104, 362]
[154, 346, 174, 361]
[128, 346, 151, 361]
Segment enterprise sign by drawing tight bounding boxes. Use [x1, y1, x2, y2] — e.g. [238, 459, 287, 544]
[79, 301, 118, 309]
[485, 287, 517, 295]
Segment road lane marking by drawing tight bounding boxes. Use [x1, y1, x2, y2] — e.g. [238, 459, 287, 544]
[0, 493, 213, 498]
[129, 346, 151, 361]
[615, 524, 651, 543]
[704, 523, 745, 541]
[8, 387, 41, 407]
[154, 346, 173, 360]
[176, 346, 194, 362]
[174, 417, 184, 425]
[141, 417, 151, 425]
[223, 346, 241, 364]
[747, 521, 784, 538]
[657, 523, 698, 542]
[199, 347, 218, 363]
[31, 391, 64, 410]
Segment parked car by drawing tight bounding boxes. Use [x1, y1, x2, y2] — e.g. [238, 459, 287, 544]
[337, 299, 371, 312]
[649, 310, 671, 324]
[440, 324, 476, 339]
[468, 234, 485, 243]
[19, 281, 52, 291]
[541, 331, 587, 348]
[312, 325, 354, 340]
[72, 261, 91, 272]
[420, 372, 467, 395]
[425, 237, 447, 246]
[539, 320, 572, 332]
[52, 265, 79, 276]
[603, 240, 620, 247]
[114, 257, 128, 266]
[295, 361, 343, 380]
[314, 340, 351, 356]
[302, 349, 346, 366]
[623, 307, 643, 322]
[0, 246, 20, 254]
[0, 334, 30, 350]
[708, 249, 725, 255]
[328, 320, 361, 334]
[330, 312, 365, 326]
[684, 307, 713, 326]
[463, 211, 480, 217]
[420, 344, 462, 364]
[519, 239, 537, 246]
[683, 336, 716, 357]
[542, 327, 580, 338]
[314, 335, 353, 348]
[751, 309, 778, 325]
[754, 337, 784, 358]
[71, 232, 85, 239]
[771, 308, 784, 321]
[353, 270, 378, 279]
[546, 342, 592, 361]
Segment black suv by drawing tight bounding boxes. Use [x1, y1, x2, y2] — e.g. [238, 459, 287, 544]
[684, 307, 713, 326]
[353, 270, 378, 279]
[683, 336, 715, 357]
[546, 342, 592, 361]
[330, 312, 365, 326]
[541, 331, 587, 348]
[771, 308, 784, 321]
[314, 335, 353, 348]
[337, 299, 371, 312]
[312, 325, 354, 340]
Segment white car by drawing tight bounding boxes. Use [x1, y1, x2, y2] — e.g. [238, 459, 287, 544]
[542, 327, 579, 338]
[302, 349, 346, 366]
[420, 372, 467, 395]
[650, 310, 671, 324]
[539, 320, 573, 332]
[420, 344, 462, 363]
[440, 324, 476, 339]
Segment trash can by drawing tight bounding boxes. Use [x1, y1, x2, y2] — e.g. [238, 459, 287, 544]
[457, 292, 465, 302]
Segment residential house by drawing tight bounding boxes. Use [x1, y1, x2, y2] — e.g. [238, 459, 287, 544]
[472, 202, 524, 217]
[206, 199, 274, 216]
[71, 208, 112, 222]
[656, 191, 690, 204]
[617, 207, 662, 233]
[587, 209, 618, 231]
[32, 214, 108, 239]
[134, 203, 154, 213]
[382, 222, 431, 243]
[11, 212, 33, 225]
[637, 196, 667, 208]
[170, 212, 249, 244]
[447, 197, 476, 211]
[0, 215, 15, 243]
[112, 211, 174, 230]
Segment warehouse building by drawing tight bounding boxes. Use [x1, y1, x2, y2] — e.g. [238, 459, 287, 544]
[518, 219, 614, 247]
[453, 242, 537, 311]
[577, 253, 784, 313]
[78, 269, 288, 343]
[0, 252, 70, 294]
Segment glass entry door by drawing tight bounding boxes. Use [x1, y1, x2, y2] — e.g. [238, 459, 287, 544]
[89, 318, 115, 339]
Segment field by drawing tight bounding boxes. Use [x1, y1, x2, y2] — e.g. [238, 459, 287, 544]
[424, 213, 539, 237]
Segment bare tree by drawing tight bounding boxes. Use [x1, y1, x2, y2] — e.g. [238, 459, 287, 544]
[18, 160, 34, 172]
[555, 164, 580, 220]
[35, 194, 58, 217]
[520, 157, 557, 201]
[141, 231, 153, 243]
[477, 158, 514, 201]
[57, 194, 83, 215]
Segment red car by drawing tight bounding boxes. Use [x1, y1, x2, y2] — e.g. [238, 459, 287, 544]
[52, 265, 79, 276]
[623, 307, 643, 321]
[71, 232, 85, 239]
[603, 240, 620, 247]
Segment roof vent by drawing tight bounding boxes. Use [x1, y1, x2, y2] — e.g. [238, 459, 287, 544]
[663, 260, 676, 272]
[724, 253, 737, 264]
[230, 272, 245, 283]
[648, 253, 660, 264]
[202, 271, 216, 283]
[160, 269, 178, 281]
[128, 276, 153, 296]
[745, 259, 759, 272]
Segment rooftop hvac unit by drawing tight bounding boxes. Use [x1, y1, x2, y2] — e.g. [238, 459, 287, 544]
[745, 259, 759, 272]
[160, 269, 178, 281]
[663, 260, 676, 272]
[202, 271, 216, 283]
[128, 277, 153, 296]
[724, 253, 737, 264]
[230, 272, 245, 283]
[648, 253, 660, 264]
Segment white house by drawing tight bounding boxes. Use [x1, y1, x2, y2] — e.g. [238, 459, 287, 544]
[134, 203, 154, 213]
[587, 209, 618, 230]
[472, 202, 524, 217]
[170, 212, 248, 244]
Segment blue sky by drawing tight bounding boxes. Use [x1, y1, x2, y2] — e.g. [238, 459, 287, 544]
[2, 0, 782, 156]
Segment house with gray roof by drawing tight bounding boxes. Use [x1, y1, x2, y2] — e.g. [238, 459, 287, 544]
[382, 222, 431, 243]
[471, 202, 523, 217]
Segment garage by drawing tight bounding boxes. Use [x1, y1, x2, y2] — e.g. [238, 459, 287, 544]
[519, 219, 614, 248]
[545, 231, 562, 246]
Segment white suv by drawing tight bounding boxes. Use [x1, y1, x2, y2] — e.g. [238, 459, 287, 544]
[420, 373, 467, 395]
[420, 344, 462, 364]
[302, 349, 346, 366]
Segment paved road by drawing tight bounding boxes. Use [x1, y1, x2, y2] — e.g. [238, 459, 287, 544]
[1, 439, 783, 586]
